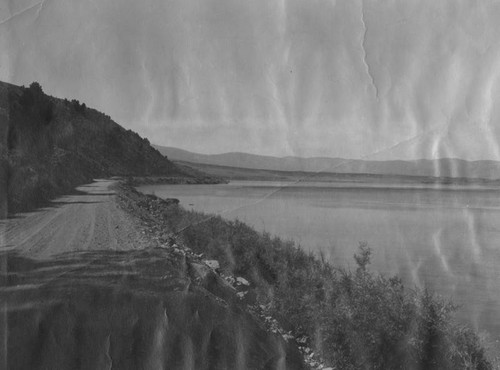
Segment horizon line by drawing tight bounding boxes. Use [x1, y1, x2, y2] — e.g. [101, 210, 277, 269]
[153, 144, 500, 163]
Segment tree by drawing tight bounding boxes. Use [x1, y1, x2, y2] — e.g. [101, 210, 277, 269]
[353, 242, 371, 272]
[28, 82, 43, 95]
[71, 99, 86, 113]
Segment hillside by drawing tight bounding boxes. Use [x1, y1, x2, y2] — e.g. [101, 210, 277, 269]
[0, 81, 216, 215]
[155, 145, 500, 180]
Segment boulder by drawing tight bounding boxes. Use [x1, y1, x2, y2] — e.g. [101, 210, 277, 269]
[203, 259, 220, 270]
[188, 262, 235, 303]
[236, 276, 250, 286]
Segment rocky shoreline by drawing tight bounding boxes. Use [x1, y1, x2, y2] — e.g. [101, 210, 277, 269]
[116, 182, 329, 369]
[115, 181, 494, 369]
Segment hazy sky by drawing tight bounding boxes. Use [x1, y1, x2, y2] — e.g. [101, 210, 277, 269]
[2, 0, 500, 160]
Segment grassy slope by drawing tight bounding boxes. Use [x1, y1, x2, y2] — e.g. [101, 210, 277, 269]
[119, 183, 494, 370]
[0, 81, 219, 216]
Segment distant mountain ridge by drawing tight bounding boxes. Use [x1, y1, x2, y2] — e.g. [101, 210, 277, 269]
[155, 145, 500, 180]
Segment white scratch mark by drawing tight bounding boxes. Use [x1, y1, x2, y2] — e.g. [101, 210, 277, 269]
[36, 0, 47, 19]
[0, 1, 43, 27]
[359, 0, 379, 100]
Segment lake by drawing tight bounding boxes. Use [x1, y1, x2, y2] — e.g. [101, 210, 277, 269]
[138, 180, 500, 345]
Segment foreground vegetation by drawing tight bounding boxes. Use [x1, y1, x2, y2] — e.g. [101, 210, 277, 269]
[121, 184, 493, 369]
[1, 247, 305, 370]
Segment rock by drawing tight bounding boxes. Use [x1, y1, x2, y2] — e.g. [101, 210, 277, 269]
[236, 291, 247, 299]
[282, 333, 294, 342]
[188, 262, 236, 303]
[172, 248, 185, 256]
[189, 262, 213, 282]
[223, 275, 235, 285]
[297, 336, 308, 344]
[236, 277, 250, 286]
[203, 260, 220, 270]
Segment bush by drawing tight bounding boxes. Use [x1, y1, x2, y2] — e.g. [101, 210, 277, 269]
[17, 82, 54, 125]
[28, 81, 43, 94]
[71, 99, 86, 113]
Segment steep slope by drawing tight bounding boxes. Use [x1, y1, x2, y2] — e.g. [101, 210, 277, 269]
[155, 145, 500, 179]
[0, 81, 212, 215]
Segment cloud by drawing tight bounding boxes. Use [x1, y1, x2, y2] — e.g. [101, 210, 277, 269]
[3, 0, 500, 160]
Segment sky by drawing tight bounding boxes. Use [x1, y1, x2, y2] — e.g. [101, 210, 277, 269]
[2, 0, 500, 160]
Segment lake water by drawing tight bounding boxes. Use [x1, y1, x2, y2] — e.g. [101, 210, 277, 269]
[138, 180, 500, 345]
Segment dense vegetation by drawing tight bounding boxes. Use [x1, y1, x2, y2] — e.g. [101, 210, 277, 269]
[124, 186, 493, 369]
[0, 81, 214, 216]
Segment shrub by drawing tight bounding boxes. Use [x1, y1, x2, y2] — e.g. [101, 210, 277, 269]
[28, 81, 43, 94]
[71, 99, 86, 113]
[17, 82, 54, 125]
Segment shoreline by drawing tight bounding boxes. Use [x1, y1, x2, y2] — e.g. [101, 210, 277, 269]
[119, 180, 495, 369]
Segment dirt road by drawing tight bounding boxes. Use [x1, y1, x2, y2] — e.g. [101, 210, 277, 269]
[0, 179, 150, 258]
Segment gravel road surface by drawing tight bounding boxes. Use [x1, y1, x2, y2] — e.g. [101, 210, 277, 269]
[0, 179, 150, 258]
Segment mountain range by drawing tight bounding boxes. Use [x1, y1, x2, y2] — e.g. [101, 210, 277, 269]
[154, 145, 500, 180]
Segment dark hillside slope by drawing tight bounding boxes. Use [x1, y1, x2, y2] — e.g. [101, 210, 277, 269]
[0, 81, 207, 215]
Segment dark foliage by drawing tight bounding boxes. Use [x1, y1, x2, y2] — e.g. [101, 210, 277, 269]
[71, 99, 86, 113]
[17, 82, 54, 125]
[0, 81, 202, 214]
[1, 249, 305, 370]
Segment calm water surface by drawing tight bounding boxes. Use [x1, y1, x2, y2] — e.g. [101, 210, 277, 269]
[138, 180, 500, 343]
